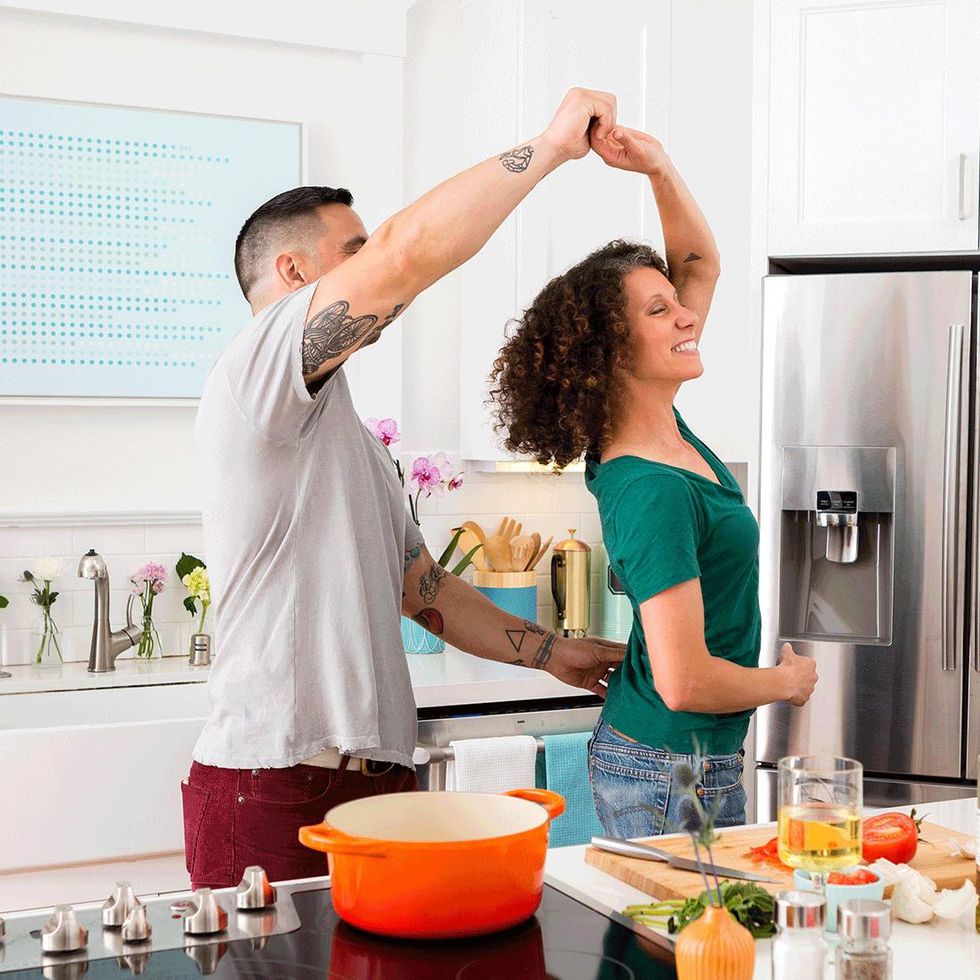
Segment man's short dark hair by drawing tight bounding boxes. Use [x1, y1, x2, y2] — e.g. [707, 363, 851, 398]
[234, 186, 354, 299]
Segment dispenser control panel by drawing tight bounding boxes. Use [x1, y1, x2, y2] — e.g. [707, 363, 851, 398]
[816, 490, 858, 513]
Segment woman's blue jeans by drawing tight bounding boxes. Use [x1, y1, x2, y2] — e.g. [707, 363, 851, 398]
[588, 718, 748, 838]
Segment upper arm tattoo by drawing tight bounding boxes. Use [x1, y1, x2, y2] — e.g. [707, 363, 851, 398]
[499, 145, 534, 173]
[418, 563, 447, 604]
[302, 300, 403, 375]
[404, 543, 422, 574]
[683, 252, 702, 263]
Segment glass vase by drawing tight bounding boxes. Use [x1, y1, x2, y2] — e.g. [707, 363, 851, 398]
[400, 615, 445, 655]
[31, 616, 64, 669]
[136, 607, 163, 659]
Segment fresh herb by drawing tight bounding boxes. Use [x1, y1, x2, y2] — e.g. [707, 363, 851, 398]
[623, 882, 776, 939]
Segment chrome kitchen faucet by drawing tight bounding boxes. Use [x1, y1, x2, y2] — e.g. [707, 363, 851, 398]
[78, 549, 142, 672]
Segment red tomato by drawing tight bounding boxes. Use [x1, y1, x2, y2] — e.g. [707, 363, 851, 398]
[746, 836, 793, 873]
[828, 869, 879, 885]
[861, 812, 919, 864]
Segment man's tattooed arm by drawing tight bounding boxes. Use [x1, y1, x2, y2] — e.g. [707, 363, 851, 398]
[507, 620, 556, 669]
[301, 300, 404, 376]
[499, 145, 534, 173]
[418, 563, 447, 605]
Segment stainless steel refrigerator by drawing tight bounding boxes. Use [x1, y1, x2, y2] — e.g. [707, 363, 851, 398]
[756, 270, 980, 816]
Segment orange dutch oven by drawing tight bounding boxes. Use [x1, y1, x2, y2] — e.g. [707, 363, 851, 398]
[298, 788, 565, 940]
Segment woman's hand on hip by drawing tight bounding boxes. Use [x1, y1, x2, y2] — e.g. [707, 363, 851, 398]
[590, 125, 668, 177]
[776, 643, 818, 707]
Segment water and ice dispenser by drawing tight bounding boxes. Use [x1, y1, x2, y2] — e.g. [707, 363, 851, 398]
[777, 447, 896, 646]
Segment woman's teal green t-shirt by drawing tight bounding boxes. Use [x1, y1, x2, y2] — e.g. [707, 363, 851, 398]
[585, 408, 761, 755]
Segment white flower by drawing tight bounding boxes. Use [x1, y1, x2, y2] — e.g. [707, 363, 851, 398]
[33, 556, 67, 581]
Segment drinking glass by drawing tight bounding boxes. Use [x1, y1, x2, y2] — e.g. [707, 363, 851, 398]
[777, 755, 863, 895]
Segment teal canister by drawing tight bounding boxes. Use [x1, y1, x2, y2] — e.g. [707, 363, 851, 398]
[595, 544, 633, 643]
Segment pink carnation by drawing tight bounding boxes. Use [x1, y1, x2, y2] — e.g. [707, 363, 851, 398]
[366, 417, 401, 447]
[132, 562, 167, 592]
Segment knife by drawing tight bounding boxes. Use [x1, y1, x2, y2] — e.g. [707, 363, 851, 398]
[591, 836, 780, 884]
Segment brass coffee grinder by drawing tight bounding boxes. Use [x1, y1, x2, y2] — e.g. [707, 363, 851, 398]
[551, 529, 591, 637]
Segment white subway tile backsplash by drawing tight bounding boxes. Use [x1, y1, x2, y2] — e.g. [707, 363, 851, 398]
[0, 526, 73, 559]
[71, 525, 145, 557]
[144, 523, 204, 557]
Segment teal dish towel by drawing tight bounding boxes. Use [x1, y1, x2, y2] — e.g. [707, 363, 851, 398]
[536, 731, 603, 848]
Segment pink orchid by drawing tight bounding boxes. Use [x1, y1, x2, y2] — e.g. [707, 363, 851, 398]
[448, 472, 465, 492]
[410, 455, 445, 497]
[366, 417, 401, 447]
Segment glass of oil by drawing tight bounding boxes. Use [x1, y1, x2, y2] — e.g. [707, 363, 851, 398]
[777, 755, 863, 895]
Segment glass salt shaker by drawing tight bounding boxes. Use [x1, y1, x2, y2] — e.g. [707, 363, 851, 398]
[771, 890, 827, 980]
[836, 899, 892, 980]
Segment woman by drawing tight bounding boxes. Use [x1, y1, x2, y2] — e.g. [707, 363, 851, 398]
[490, 126, 817, 837]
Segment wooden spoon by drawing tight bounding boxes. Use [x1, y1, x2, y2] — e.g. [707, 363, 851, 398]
[527, 535, 553, 570]
[456, 521, 488, 571]
[522, 532, 541, 571]
[485, 533, 514, 571]
[510, 534, 535, 571]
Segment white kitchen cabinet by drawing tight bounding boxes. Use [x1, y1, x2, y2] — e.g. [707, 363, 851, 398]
[768, 0, 980, 256]
[458, 0, 671, 462]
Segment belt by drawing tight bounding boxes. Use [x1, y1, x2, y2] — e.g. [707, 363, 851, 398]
[300, 748, 396, 777]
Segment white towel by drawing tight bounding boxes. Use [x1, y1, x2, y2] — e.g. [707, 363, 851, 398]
[445, 735, 538, 793]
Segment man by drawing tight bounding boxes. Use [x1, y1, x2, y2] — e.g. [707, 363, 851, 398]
[182, 88, 626, 888]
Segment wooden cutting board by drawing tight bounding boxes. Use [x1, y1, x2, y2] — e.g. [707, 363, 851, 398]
[584, 822, 976, 901]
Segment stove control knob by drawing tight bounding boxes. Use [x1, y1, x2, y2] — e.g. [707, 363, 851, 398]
[40, 905, 89, 953]
[102, 880, 139, 928]
[235, 866, 277, 910]
[121, 904, 152, 943]
[183, 888, 228, 936]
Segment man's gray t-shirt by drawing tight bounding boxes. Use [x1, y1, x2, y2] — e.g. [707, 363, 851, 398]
[192, 282, 424, 769]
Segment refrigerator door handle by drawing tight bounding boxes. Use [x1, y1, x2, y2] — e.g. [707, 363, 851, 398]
[942, 322, 964, 672]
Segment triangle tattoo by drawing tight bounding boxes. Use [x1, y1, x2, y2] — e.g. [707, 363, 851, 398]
[506, 630, 526, 654]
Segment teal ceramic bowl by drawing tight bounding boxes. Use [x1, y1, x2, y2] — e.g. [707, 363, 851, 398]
[793, 866, 885, 932]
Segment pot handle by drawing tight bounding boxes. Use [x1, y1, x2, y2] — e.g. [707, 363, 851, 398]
[503, 788, 566, 822]
[298, 823, 387, 858]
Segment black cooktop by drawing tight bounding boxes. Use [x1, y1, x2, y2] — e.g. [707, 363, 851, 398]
[10, 884, 676, 979]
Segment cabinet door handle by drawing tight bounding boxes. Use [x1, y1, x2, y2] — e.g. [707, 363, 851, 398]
[958, 153, 969, 221]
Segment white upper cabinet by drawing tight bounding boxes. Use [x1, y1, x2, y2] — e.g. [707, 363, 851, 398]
[458, 0, 670, 461]
[768, 0, 980, 256]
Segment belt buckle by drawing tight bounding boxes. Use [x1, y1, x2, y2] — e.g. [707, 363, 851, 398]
[359, 758, 395, 777]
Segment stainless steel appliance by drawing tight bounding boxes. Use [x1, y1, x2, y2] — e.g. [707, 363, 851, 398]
[756, 270, 980, 815]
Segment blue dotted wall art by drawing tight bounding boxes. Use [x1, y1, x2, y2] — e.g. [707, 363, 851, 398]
[0, 96, 301, 397]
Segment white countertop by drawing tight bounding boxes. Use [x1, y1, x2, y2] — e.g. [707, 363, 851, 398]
[0, 646, 588, 708]
[544, 797, 980, 978]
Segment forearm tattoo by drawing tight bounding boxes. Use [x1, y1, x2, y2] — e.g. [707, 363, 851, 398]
[499, 145, 534, 173]
[506, 619, 555, 669]
[302, 300, 403, 374]
[403, 543, 422, 574]
[418, 563, 447, 604]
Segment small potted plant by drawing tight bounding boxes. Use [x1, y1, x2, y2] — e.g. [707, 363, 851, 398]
[130, 562, 167, 658]
[20, 557, 66, 667]
[670, 763, 756, 979]
[177, 553, 211, 664]
[366, 417, 480, 654]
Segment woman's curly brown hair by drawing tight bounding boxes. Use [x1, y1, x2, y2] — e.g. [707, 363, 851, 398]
[489, 240, 669, 469]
